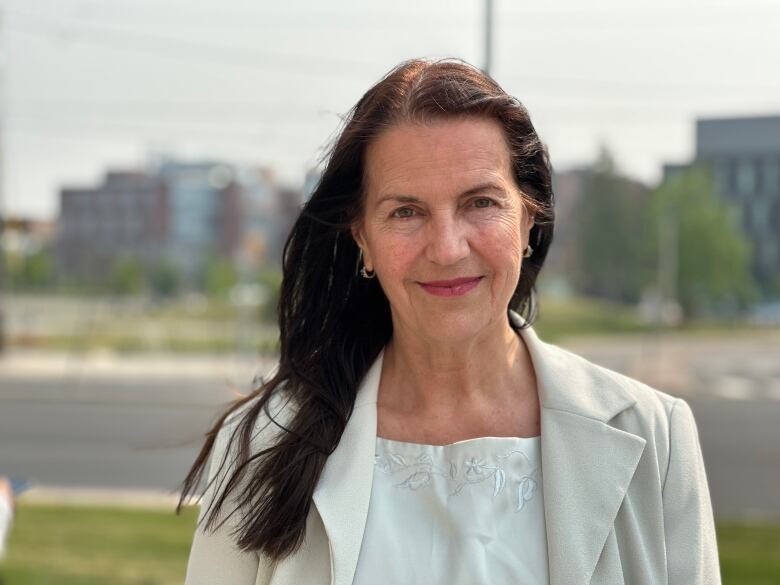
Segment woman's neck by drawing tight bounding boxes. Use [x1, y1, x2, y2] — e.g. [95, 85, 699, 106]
[378, 317, 537, 418]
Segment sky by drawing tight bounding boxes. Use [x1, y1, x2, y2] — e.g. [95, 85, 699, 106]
[2, 0, 779, 220]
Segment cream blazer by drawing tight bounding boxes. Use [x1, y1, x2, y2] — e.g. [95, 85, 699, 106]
[186, 318, 721, 585]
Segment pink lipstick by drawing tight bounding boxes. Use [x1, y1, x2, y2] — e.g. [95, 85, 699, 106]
[419, 276, 483, 297]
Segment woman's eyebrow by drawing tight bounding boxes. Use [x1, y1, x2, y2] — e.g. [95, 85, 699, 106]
[375, 194, 421, 207]
[375, 182, 508, 207]
[460, 182, 508, 198]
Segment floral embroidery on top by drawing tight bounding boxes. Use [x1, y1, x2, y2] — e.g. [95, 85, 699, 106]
[374, 443, 539, 512]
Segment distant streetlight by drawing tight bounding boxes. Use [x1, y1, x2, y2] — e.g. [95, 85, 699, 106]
[658, 206, 681, 325]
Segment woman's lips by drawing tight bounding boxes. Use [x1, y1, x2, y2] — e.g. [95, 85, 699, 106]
[419, 276, 483, 297]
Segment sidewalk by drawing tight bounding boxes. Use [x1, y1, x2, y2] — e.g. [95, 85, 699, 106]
[0, 348, 276, 381]
[562, 331, 780, 397]
[18, 485, 197, 509]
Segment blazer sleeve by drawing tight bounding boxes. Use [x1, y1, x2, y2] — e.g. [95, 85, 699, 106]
[185, 422, 274, 585]
[662, 398, 721, 585]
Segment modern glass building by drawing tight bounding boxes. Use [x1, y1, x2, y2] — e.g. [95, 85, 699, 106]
[666, 115, 780, 295]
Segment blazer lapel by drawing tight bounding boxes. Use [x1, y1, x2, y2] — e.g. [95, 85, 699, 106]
[517, 320, 647, 585]
[312, 350, 383, 585]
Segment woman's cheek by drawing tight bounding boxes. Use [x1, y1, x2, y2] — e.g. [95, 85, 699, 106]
[483, 214, 524, 255]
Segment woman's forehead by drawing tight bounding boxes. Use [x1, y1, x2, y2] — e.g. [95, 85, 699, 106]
[364, 117, 513, 196]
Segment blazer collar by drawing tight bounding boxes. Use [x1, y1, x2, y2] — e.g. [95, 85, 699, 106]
[509, 310, 637, 421]
[514, 311, 647, 584]
[311, 351, 383, 585]
[313, 313, 646, 585]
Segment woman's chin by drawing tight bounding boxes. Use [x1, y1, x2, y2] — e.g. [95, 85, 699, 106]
[399, 309, 500, 344]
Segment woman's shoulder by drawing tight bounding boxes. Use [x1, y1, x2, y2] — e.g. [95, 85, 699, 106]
[581, 347, 677, 414]
[539, 338, 682, 430]
[201, 381, 296, 509]
[520, 317, 679, 423]
[542, 340, 693, 483]
[216, 381, 297, 455]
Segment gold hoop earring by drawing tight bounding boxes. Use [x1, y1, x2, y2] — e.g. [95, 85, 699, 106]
[358, 249, 376, 279]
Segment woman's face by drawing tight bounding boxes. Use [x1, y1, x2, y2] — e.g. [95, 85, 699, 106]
[352, 116, 534, 343]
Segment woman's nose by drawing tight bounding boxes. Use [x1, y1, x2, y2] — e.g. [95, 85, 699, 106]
[425, 215, 470, 266]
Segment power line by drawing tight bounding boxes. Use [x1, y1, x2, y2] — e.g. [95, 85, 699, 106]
[9, 98, 338, 117]
[8, 8, 780, 94]
[4, 117, 336, 144]
[14, 2, 476, 32]
[1, 107, 735, 132]
[8, 88, 779, 117]
[503, 72, 780, 95]
[6, 9, 379, 80]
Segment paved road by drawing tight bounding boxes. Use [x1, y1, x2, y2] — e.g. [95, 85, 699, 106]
[1, 344, 779, 520]
[0, 354, 275, 494]
[688, 396, 780, 520]
[0, 377, 232, 493]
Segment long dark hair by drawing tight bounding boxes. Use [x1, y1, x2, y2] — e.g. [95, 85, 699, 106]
[178, 58, 555, 561]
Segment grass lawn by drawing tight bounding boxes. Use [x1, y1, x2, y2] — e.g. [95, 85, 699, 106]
[0, 504, 198, 585]
[1, 504, 779, 584]
[9, 292, 776, 356]
[533, 296, 770, 343]
[718, 522, 780, 585]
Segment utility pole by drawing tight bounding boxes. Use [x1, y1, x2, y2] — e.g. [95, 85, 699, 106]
[0, 6, 6, 355]
[483, 0, 494, 75]
[658, 206, 679, 325]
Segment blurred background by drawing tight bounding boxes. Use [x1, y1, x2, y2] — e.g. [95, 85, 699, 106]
[0, 0, 778, 583]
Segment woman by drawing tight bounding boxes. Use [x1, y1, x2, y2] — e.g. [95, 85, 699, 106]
[181, 58, 721, 585]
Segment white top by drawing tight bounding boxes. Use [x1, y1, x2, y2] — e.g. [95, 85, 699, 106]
[352, 435, 549, 585]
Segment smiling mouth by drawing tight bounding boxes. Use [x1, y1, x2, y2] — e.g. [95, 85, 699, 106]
[418, 276, 483, 297]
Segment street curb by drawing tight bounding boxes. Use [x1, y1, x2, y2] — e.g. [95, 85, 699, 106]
[0, 350, 275, 381]
[17, 486, 201, 510]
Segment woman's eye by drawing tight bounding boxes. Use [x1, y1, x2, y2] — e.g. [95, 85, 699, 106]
[393, 207, 416, 219]
[472, 198, 495, 209]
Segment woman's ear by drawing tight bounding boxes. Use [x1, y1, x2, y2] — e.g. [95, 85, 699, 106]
[351, 223, 366, 250]
[523, 213, 535, 238]
[351, 223, 372, 269]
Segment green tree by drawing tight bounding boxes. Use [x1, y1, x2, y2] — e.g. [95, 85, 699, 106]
[24, 249, 55, 288]
[150, 258, 181, 299]
[7, 248, 55, 290]
[571, 148, 654, 303]
[109, 257, 144, 296]
[256, 267, 282, 323]
[202, 256, 238, 299]
[649, 167, 757, 318]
